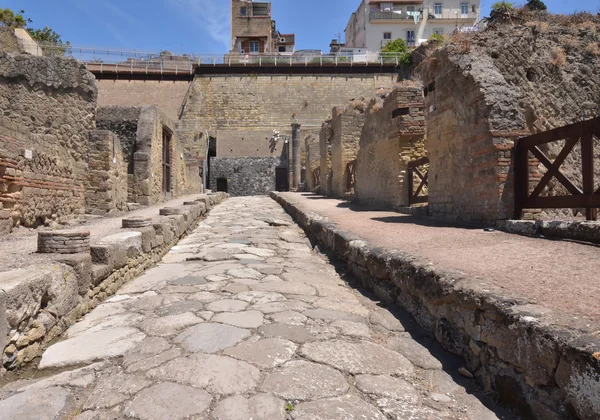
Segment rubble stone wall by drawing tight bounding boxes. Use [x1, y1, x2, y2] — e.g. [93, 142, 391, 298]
[210, 157, 282, 196]
[319, 121, 333, 196]
[85, 131, 128, 215]
[305, 136, 320, 191]
[356, 85, 426, 209]
[417, 21, 600, 223]
[0, 53, 97, 229]
[330, 102, 367, 198]
[0, 27, 22, 54]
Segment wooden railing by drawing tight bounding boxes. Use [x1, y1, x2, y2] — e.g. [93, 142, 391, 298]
[313, 167, 321, 188]
[346, 160, 357, 193]
[514, 117, 600, 221]
[407, 157, 429, 205]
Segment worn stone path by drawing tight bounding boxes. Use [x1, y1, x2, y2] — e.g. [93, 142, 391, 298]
[0, 197, 517, 420]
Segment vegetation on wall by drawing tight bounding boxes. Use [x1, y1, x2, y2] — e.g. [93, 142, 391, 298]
[491, 1, 515, 11]
[381, 39, 412, 66]
[525, 0, 548, 11]
[0, 7, 70, 55]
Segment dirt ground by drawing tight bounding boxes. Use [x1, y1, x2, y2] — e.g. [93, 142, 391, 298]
[279, 193, 600, 323]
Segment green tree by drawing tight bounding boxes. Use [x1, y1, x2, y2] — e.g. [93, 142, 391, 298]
[381, 38, 412, 66]
[491, 1, 514, 10]
[525, 0, 547, 11]
[0, 8, 29, 27]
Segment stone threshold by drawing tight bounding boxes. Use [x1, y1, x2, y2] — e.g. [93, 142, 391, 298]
[0, 193, 229, 373]
[497, 219, 600, 245]
[270, 192, 600, 420]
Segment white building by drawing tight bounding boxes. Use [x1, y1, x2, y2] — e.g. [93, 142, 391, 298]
[345, 0, 480, 51]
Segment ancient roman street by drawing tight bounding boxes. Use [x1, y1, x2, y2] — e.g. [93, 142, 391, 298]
[0, 197, 516, 419]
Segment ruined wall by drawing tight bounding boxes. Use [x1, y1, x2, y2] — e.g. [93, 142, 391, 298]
[356, 85, 426, 209]
[96, 107, 142, 173]
[96, 79, 191, 121]
[0, 27, 22, 54]
[210, 157, 281, 196]
[305, 135, 320, 191]
[0, 53, 97, 229]
[319, 121, 333, 196]
[417, 20, 600, 223]
[330, 102, 368, 198]
[85, 131, 128, 215]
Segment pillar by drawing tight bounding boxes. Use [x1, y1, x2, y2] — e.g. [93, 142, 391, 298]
[292, 123, 301, 190]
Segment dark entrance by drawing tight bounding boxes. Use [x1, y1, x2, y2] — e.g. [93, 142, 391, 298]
[207, 137, 217, 189]
[162, 129, 172, 195]
[275, 168, 289, 192]
[216, 177, 228, 193]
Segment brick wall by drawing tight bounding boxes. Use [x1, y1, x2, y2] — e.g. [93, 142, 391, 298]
[355, 85, 426, 209]
[86, 131, 128, 215]
[96, 79, 191, 121]
[0, 53, 96, 229]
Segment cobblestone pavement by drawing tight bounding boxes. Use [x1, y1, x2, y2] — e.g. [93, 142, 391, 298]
[0, 197, 518, 420]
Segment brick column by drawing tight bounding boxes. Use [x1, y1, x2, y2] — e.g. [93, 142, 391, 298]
[291, 123, 301, 190]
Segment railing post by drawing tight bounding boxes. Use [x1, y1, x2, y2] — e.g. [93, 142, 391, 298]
[581, 134, 597, 220]
[513, 138, 529, 220]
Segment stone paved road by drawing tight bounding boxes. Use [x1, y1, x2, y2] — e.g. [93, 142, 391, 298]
[0, 197, 518, 420]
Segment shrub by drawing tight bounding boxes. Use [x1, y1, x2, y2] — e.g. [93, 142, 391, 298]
[585, 42, 600, 56]
[491, 1, 515, 11]
[429, 33, 445, 43]
[550, 47, 567, 67]
[525, 0, 547, 11]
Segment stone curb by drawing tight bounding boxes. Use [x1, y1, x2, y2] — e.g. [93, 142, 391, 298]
[270, 192, 600, 420]
[1, 192, 229, 372]
[497, 220, 600, 245]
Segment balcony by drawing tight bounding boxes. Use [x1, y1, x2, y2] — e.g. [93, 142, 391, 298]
[428, 11, 479, 20]
[370, 11, 411, 21]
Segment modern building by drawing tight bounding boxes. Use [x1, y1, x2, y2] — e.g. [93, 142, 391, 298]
[230, 0, 295, 54]
[345, 0, 480, 51]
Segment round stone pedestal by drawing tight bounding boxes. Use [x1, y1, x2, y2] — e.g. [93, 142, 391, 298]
[38, 230, 90, 254]
[122, 217, 152, 228]
[159, 208, 182, 216]
[183, 202, 200, 206]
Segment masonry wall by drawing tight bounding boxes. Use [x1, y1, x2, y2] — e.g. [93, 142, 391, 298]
[319, 121, 333, 195]
[96, 79, 191, 121]
[330, 102, 368, 198]
[0, 27, 23, 54]
[86, 131, 128, 215]
[0, 53, 97, 229]
[356, 85, 426, 209]
[210, 157, 281, 196]
[417, 20, 600, 223]
[305, 135, 320, 191]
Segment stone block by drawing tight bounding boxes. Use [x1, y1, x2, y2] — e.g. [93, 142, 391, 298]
[159, 207, 183, 216]
[122, 217, 152, 229]
[38, 230, 91, 254]
[541, 221, 600, 245]
[135, 227, 156, 253]
[153, 219, 175, 244]
[167, 215, 186, 237]
[92, 232, 142, 270]
[195, 197, 211, 211]
[57, 253, 92, 296]
[496, 220, 540, 237]
[91, 264, 111, 286]
[0, 290, 6, 355]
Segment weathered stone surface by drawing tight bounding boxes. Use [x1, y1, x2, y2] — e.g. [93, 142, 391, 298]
[355, 374, 419, 402]
[236, 291, 287, 304]
[251, 281, 316, 296]
[259, 323, 315, 344]
[261, 360, 349, 400]
[376, 398, 442, 420]
[223, 338, 297, 368]
[146, 354, 260, 395]
[269, 310, 307, 325]
[174, 323, 251, 353]
[0, 387, 71, 420]
[292, 395, 386, 420]
[213, 310, 264, 328]
[125, 382, 212, 420]
[212, 393, 285, 420]
[84, 372, 151, 410]
[18, 363, 103, 392]
[300, 340, 414, 375]
[139, 312, 202, 337]
[39, 327, 146, 369]
[303, 308, 365, 323]
[331, 320, 372, 338]
[369, 309, 407, 332]
[205, 299, 249, 312]
[252, 300, 311, 314]
[386, 336, 443, 370]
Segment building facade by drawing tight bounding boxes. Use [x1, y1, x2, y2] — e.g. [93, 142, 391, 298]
[230, 0, 295, 54]
[345, 0, 480, 51]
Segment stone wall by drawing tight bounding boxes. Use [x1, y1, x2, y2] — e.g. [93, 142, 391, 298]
[85, 131, 128, 215]
[210, 157, 282, 196]
[355, 85, 426, 209]
[0, 53, 97, 229]
[0, 27, 23, 54]
[416, 20, 600, 223]
[319, 121, 333, 196]
[330, 102, 368, 198]
[96, 79, 191, 121]
[305, 135, 320, 191]
[96, 107, 142, 174]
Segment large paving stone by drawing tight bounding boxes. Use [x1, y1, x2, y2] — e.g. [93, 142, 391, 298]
[355, 374, 419, 403]
[156, 300, 205, 316]
[139, 312, 203, 337]
[303, 309, 365, 323]
[291, 395, 386, 420]
[376, 398, 442, 420]
[236, 291, 287, 304]
[213, 310, 264, 328]
[212, 393, 285, 420]
[223, 338, 297, 368]
[18, 363, 103, 392]
[66, 313, 144, 338]
[83, 372, 152, 409]
[146, 354, 260, 395]
[261, 360, 349, 400]
[174, 323, 251, 353]
[122, 337, 171, 366]
[369, 309, 407, 332]
[205, 299, 249, 312]
[251, 281, 316, 296]
[313, 297, 370, 317]
[125, 348, 182, 373]
[259, 323, 315, 344]
[228, 267, 262, 279]
[331, 320, 372, 338]
[0, 387, 70, 420]
[40, 327, 146, 369]
[386, 336, 443, 370]
[300, 340, 415, 375]
[252, 300, 311, 314]
[269, 310, 308, 325]
[124, 382, 212, 420]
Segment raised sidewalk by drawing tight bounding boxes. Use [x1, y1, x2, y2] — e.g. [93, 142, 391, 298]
[272, 192, 600, 420]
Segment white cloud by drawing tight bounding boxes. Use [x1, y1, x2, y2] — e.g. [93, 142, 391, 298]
[169, 0, 230, 51]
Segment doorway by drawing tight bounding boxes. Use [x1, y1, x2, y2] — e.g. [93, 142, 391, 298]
[216, 177, 228, 193]
[162, 129, 172, 195]
[275, 168, 289, 192]
[207, 137, 216, 189]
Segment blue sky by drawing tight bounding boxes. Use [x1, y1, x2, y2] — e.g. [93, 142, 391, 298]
[2, 0, 599, 53]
